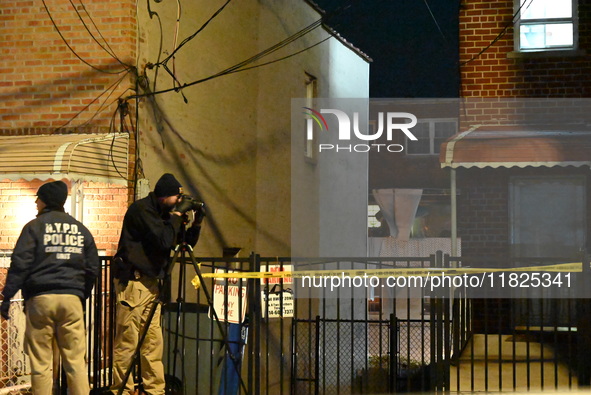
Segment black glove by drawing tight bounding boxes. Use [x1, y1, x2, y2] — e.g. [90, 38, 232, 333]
[174, 196, 197, 214]
[1, 300, 10, 320]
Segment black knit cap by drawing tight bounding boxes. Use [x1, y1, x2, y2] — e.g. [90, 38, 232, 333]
[154, 173, 183, 198]
[37, 180, 68, 208]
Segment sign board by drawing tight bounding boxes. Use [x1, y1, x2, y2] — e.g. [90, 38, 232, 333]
[261, 264, 294, 318]
[209, 269, 248, 324]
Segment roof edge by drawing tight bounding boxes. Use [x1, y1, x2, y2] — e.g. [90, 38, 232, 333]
[304, 0, 373, 63]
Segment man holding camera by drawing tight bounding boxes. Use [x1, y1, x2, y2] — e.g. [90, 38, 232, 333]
[111, 173, 203, 395]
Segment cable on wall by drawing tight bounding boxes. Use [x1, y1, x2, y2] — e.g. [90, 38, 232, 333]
[41, 0, 128, 74]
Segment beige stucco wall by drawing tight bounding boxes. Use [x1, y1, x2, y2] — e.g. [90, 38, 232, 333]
[133, 2, 370, 392]
[135, 0, 369, 258]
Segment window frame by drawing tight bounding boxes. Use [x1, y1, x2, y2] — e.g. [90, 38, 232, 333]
[405, 118, 457, 156]
[514, 0, 578, 52]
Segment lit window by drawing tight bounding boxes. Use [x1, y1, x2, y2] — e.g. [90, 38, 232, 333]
[515, 0, 577, 51]
[367, 204, 381, 228]
[406, 119, 456, 155]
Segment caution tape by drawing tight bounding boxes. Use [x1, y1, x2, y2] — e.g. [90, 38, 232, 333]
[197, 261, 583, 281]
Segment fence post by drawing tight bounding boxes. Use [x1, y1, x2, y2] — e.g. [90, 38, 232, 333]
[433, 251, 444, 391]
[577, 252, 591, 387]
[91, 257, 104, 391]
[388, 313, 397, 393]
[314, 315, 320, 395]
[290, 318, 296, 395]
[247, 252, 262, 394]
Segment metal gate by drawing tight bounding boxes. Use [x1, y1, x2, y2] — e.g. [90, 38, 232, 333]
[4, 253, 590, 394]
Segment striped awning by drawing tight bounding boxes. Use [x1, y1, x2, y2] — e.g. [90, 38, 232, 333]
[440, 126, 591, 169]
[0, 133, 129, 184]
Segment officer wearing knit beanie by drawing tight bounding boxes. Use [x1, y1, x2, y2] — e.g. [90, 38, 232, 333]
[110, 171, 202, 395]
[36, 180, 68, 209]
[154, 173, 183, 198]
[1, 177, 98, 395]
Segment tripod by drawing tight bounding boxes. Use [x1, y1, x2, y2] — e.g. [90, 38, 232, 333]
[116, 231, 247, 394]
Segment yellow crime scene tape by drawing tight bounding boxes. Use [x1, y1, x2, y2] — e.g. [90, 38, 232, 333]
[192, 261, 583, 288]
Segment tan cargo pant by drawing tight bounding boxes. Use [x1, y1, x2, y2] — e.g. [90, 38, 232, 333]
[111, 277, 165, 395]
[24, 294, 89, 395]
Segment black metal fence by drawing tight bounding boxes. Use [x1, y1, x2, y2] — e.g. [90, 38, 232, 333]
[84, 253, 589, 394]
[87, 256, 115, 393]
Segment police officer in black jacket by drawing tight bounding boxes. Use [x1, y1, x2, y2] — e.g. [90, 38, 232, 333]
[1, 180, 99, 395]
[111, 173, 202, 395]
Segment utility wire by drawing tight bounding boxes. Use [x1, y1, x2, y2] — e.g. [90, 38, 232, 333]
[224, 36, 332, 75]
[144, 0, 165, 93]
[422, 0, 449, 45]
[41, 0, 128, 74]
[106, 100, 131, 180]
[152, 0, 232, 97]
[55, 71, 131, 131]
[170, 0, 183, 94]
[460, 0, 535, 66]
[139, 0, 356, 99]
[71, 0, 134, 69]
[85, 86, 135, 129]
[160, 0, 233, 66]
[130, 18, 324, 99]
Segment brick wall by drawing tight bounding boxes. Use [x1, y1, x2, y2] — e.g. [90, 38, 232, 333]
[0, 179, 127, 256]
[460, 0, 591, 98]
[80, 182, 128, 254]
[0, 0, 137, 133]
[457, 169, 510, 264]
[457, 167, 591, 263]
[458, 2, 591, 261]
[0, 0, 136, 256]
[0, 179, 44, 251]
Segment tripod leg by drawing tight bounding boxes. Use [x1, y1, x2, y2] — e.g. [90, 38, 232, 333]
[116, 299, 162, 395]
[171, 251, 186, 384]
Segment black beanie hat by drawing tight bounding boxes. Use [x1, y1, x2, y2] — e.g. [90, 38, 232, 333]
[154, 173, 183, 198]
[37, 181, 68, 208]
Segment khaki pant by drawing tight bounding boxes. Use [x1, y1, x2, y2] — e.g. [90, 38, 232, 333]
[111, 278, 165, 395]
[25, 294, 89, 395]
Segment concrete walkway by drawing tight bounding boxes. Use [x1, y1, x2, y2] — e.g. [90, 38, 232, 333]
[450, 334, 577, 392]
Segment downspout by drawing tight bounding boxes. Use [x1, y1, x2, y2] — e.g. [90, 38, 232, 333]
[451, 168, 457, 257]
[450, 168, 458, 310]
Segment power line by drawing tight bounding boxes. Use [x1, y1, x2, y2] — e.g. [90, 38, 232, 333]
[160, 0, 233, 67]
[460, 0, 535, 66]
[135, 0, 357, 99]
[55, 70, 131, 131]
[41, 0, 128, 74]
[106, 100, 131, 181]
[143, 0, 165, 93]
[130, 18, 325, 99]
[71, 0, 134, 69]
[224, 36, 332, 75]
[422, 0, 449, 45]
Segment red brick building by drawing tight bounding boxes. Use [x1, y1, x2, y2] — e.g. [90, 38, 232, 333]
[454, 0, 591, 261]
[367, 1, 591, 330]
[444, 1, 591, 335]
[460, 0, 591, 98]
[0, 0, 138, 257]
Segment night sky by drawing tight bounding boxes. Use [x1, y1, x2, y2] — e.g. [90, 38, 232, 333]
[313, 0, 460, 98]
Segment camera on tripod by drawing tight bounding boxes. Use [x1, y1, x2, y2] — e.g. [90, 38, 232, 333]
[182, 194, 204, 211]
[175, 194, 206, 217]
